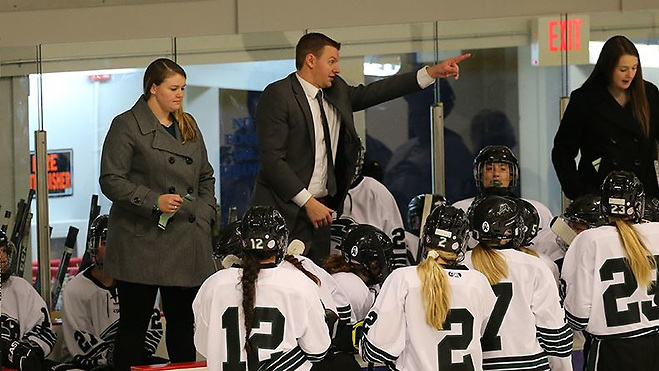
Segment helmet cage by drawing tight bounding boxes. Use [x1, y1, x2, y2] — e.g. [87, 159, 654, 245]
[473, 146, 519, 194]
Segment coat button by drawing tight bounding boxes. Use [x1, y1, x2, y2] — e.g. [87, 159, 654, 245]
[188, 215, 196, 223]
[187, 187, 194, 194]
[186, 157, 193, 165]
[169, 157, 175, 164]
[132, 197, 141, 204]
[169, 186, 176, 194]
[633, 137, 640, 143]
[634, 159, 642, 166]
[610, 138, 618, 145]
[612, 159, 619, 166]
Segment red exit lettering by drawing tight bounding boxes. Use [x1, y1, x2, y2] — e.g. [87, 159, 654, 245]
[548, 19, 583, 52]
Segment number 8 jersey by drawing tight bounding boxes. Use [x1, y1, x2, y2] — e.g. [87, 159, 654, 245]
[562, 223, 659, 338]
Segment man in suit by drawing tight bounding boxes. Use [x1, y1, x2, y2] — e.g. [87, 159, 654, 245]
[252, 32, 470, 263]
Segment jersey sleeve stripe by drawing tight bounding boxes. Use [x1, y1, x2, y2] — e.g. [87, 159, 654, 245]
[565, 310, 588, 331]
[536, 324, 573, 356]
[360, 337, 398, 364]
[258, 346, 307, 371]
[594, 327, 659, 340]
[337, 305, 352, 322]
[482, 352, 549, 370]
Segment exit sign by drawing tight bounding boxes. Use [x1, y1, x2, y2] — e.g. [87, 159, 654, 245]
[532, 15, 590, 66]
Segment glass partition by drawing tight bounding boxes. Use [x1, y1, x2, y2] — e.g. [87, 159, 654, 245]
[1, 8, 658, 290]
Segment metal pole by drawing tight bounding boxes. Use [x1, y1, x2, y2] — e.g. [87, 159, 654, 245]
[431, 102, 446, 195]
[34, 130, 52, 309]
[559, 96, 570, 213]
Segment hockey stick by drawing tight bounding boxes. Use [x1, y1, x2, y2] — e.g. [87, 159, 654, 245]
[12, 189, 36, 277]
[79, 195, 100, 272]
[1, 208, 10, 233]
[51, 226, 79, 307]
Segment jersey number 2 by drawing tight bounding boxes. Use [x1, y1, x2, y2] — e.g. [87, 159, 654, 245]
[222, 306, 285, 370]
[438, 308, 475, 370]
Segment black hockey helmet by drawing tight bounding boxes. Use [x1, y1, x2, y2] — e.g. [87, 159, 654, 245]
[643, 197, 659, 222]
[407, 194, 448, 235]
[473, 145, 519, 196]
[563, 194, 607, 228]
[214, 220, 244, 264]
[340, 224, 393, 285]
[512, 198, 540, 247]
[240, 206, 288, 264]
[469, 195, 523, 249]
[88, 214, 109, 267]
[0, 229, 17, 281]
[600, 170, 645, 223]
[421, 205, 469, 265]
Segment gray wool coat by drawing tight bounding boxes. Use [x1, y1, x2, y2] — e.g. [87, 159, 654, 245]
[99, 96, 216, 287]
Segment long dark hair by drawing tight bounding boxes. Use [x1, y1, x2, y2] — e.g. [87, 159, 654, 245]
[584, 35, 650, 136]
[143, 58, 198, 142]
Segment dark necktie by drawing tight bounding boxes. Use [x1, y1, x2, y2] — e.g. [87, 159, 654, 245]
[315, 90, 337, 197]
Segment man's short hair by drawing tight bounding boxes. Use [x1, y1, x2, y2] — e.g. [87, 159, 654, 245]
[295, 33, 341, 70]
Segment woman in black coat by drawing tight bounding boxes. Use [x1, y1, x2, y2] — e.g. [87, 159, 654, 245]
[552, 35, 659, 200]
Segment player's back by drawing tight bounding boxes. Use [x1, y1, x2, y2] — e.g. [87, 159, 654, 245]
[361, 265, 496, 370]
[464, 249, 572, 370]
[563, 223, 659, 338]
[193, 265, 331, 371]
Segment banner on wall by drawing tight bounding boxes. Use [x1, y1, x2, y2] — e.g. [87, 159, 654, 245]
[531, 15, 590, 66]
[29, 149, 73, 197]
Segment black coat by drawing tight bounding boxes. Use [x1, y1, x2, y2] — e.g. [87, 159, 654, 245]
[552, 81, 659, 199]
[252, 72, 422, 231]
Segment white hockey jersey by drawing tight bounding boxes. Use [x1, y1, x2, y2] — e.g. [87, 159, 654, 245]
[0, 275, 57, 357]
[60, 267, 163, 368]
[454, 197, 564, 261]
[464, 249, 573, 371]
[287, 255, 353, 325]
[331, 272, 375, 324]
[331, 176, 408, 267]
[193, 264, 331, 371]
[562, 223, 659, 339]
[360, 265, 496, 370]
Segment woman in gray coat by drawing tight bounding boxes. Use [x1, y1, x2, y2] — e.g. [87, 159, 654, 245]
[99, 58, 216, 370]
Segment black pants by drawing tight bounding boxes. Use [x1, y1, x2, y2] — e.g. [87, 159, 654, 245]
[291, 207, 331, 265]
[113, 280, 199, 371]
[587, 332, 659, 371]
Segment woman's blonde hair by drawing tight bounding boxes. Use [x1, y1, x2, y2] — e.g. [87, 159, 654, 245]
[613, 218, 656, 288]
[143, 58, 198, 143]
[417, 249, 456, 330]
[519, 247, 539, 258]
[471, 243, 508, 285]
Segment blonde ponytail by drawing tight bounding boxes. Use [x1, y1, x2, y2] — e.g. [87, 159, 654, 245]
[520, 247, 539, 258]
[417, 250, 452, 330]
[614, 218, 656, 288]
[175, 110, 198, 143]
[471, 244, 508, 285]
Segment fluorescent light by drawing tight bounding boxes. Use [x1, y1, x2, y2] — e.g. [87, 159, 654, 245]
[589, 41, 659, 68]
[363, 62, 401, 77]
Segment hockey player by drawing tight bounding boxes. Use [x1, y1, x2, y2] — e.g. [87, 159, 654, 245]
[58, 215, 164, 370]
[361, 205, 496, 370]
[1, 229, 58, 370]
[404, 193, 447, 264]
[193, 206, 330, 370]
[562, 171, 659, 370]
[454, 145, 562, 261]
[330, 147, 408, 268]
[513, 197, 561, 284]
[324, 225, 393, 323]
[465, 196, 573, 370]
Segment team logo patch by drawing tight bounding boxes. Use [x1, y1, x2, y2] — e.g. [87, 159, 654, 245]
[482, 221, 490, 232]
[448, 271, 462, 278]
[451, 242, 460, 251]
[267, 240, 276, 249]
[351, 246, 359, 257]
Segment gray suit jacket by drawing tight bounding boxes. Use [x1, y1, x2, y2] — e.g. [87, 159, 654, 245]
[100, 96, 216, 287]
[252, 71, 422, 231]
